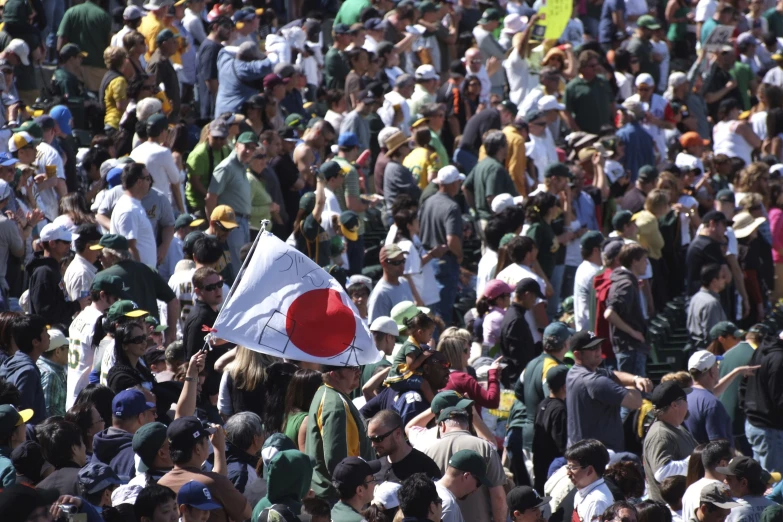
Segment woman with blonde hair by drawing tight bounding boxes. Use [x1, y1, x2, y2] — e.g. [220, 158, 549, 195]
[437, 336, 501, 414]
[635, 189, 670, 308]
[101, 46, 133, 131]
[217, 345, 275, 421]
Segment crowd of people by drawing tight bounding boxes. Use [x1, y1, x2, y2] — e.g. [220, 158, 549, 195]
[5, 0, 783, 521]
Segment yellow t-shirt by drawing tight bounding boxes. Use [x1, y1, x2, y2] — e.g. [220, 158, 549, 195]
[403, 147, 441, 190]
[139, 14, 182, 64]
[103, 76, 127, 130]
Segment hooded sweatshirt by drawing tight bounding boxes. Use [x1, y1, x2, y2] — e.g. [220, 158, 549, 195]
[605, 267, 648, 355]
[741, 337, 783, 430]
[90, 427, 136, 483]
[26, 255, 80, 326]
[0, 352, 47, 424]
[252, 449, 314, 522]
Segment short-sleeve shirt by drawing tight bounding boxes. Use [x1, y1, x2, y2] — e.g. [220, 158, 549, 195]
[130, 141, 182, 201]
[459, 108, 501, 155]
[376, 448, 442, 483]
[186, 141, 231, 212]
[463, 157, 518, 220]
[66, 306, 103, 410]
[686, 235, 727, 295]
[565, 76, 613, 135]
[158, 466, 250, 522]
[419, 191, 462, 258]
[683, 387, 733, 445]
[526, 221, 556, 279]
[643, 419, 698, 501]
[103, 76, 127, 130]
[208, 150, 252, 216]
[56, 1, 112, 69]
[566, 364, 628, 451]
[111, 194, 158, 268]
[367, 278, 414, 323]
[101, 259, 176, 320]
[98, 186, 174, 235]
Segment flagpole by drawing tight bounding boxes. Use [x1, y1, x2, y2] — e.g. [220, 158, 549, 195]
[202, 219, 270, 350]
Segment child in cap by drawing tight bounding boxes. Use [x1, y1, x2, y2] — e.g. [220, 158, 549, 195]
[177, 480, 223, 522]
[477, 279, 513, 351]
[383, 307, 437, 403]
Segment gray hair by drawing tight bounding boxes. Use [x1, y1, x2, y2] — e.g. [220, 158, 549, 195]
[543, 336, 567, 353]
[225, 412, 265, 450]
[103, 247, 131, 261]
[442, 416, 469, 429]
[237, 41, 263, 61]
[484, 130, 507, 157]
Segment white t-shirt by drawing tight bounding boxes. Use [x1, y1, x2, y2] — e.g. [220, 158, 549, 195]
[398, 235, 440, 306]
[528, 130, 559, 184]
[751, 110, 768, 141]
[63, 254, 98, 301]
[436, 481, 465, 522]
[476, 249, 499, 297]
[129, 141, 181, 200]
[323, 187, 342, 214]
[574, 260, 601, 332]
[682, 477, 721, 522]
[67, 306, 103, 409]
[725, 496, 777, 522]
[111, 194, 157, 268]
[35, 141, 66, 222]
[496, 263, 546, 343]
[574, 478, 613, 522]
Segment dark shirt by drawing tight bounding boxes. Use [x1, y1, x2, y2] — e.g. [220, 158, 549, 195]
[375, 448, 443, 483]
[418, 191, 462, 260]
[269, 152, 301, 225]
[147, 49, 180, 122]
[182, 300, 231, 396]
[36, 463, 81, 497]
[499, 302, 538, 383]
[459, 108, 501, 155]
[703, 63, 743, 120]
[619, 186, 647, 214]
[616, 123, 655, 183]
[686, 235, 727, 295]
[598, 0, 625, 44]
[197, 38, 222, 120]
[101, 260, 176, 320]
[533, 397, 567, 493]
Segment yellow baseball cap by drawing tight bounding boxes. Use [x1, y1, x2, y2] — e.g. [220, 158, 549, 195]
[210, 205, 239, 229]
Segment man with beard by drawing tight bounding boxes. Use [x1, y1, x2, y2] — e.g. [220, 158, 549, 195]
[367, 410, 441, 483]
[435, 450, 492, 522]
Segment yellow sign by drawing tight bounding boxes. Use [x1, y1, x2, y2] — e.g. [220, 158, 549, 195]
[543, 0, 573, 41]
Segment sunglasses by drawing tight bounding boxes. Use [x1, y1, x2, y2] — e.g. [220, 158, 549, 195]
[369, 426, 398, 443]
[127, 335, 147, 345]
[386, 259, 405, 266]
[201, 280, 224, 292]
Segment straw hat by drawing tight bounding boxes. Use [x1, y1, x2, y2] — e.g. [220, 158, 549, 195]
[384, 130, 409, 155]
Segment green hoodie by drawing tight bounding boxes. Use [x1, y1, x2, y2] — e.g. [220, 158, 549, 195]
[252, 450, 313, 522]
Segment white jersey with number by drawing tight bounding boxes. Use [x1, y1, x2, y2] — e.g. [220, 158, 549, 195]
[67, 307, 103, 409]
[168, 268, 197, 338]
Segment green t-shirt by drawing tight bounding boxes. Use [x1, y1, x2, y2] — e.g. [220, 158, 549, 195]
[324, 47, 349, 90]
[56, 1, 112, 69]
[719, 341, 755, 435]
[334, 0, 371, 25]
[101, 260, 176, 320]
[186, 141, 231, 212]
[463, 157, 518, 220]
[564, 76, 613, 135]
[731, 62, 754, 110]
[51, 68, 86, 129]
[207, 150, 252, 216]
[765, 7, 783, 38]
[526, 221, 556, 279]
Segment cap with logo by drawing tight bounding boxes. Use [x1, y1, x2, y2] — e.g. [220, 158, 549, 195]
[0, 152, 17, 168]
[133, 421, 168, 472]
[569, 331, 604, 351]
[0, 405, 33, 440]
[431, 390, 474, 415]
[177, 480, 222, 510]
[279, 128, 299, 142]
[637, 14, 661, 30]
[448, 449, 491, 486]
[145, 316, 167, 333]
[332, 456, 383, 490]
[688, 350, 720, 373]
[479, 7, 502, 23]
[515, 278, 544, 299]
[237, 131, 260, 145]
[78, 463, 122, 495]
[210, 205, 239, 229]
[715, 456, 766, 488]
[175, 213, 196, 229]
[507, 486, 551, 513]
[112, 389, 155, 419]
[13, 121, 43, 140]
[320, 160, 350, 180]
[167, 416, 216, 449]
[285, 113, 305, 130]
[106, 300, 149, 323]
[97, 233, 129, 251]
[650, 380, 691, 409]
[390, 300, 430, 326]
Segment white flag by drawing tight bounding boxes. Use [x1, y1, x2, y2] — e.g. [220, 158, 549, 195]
[211, 231, 380, 366]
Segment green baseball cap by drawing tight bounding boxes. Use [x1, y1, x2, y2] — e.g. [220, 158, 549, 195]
[637, 15, 661, 30]
[611, 210, 634, 231]
[419, 1, 438, 13]
[448, 449, 491, 487]
[320, 160, 350, 180]
[390, 300, 430, 327]
[237, 131, 259, 145]
[709, 321, 743, 341]
[106, 300, 149, 323]
[437, 406, 470, 422]
[145, 316, 167, 333]
[98, 234, 129, 251]
[12, 120, 43, 140]
[284, 113, 305, 130]
[299, 192, 316, 214]
[543, 322, 574, 345]
[174, 213, 195, 229]
[479, 7, 502, 22]
[132, 422, 167, 472]
[545, 365, 570, 391]
[431, 391, 474, 415]
[580, 230, 604, 251]
[90, 273, 130, 299]
[0, 405, 33, 439]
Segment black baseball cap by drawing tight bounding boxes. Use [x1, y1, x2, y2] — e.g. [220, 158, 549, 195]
[167, 417, 215, 449]
[715, 456, 764, 482]
[515, 278, 544, 298]
[569, 331, 604, 351]
[507, 486, 551, 513]
[332, 456, 382, 490]
[702, 210, 732, 225]
[650, 380, 691, 409]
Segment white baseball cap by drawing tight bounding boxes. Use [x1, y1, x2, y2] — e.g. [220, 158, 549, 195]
[635, 73, 655, 87]
[688, 350, 719, 373]
[432, 165, 466, 185]
[415, 64, 439, 81]
[370, 316, 400, 336]
[491, 193, 515, 213]
[372, 481, 402, 509]
[46, 329, 69, 351]
[6, 39, 30, 66]
[39, 223, 73, 242]
[538, 95, 565, 112]
[8, 131, 35, 152]
[675, 154, 701, 173]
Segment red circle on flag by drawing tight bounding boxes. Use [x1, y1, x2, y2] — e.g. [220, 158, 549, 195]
[286, 288, 357, 357]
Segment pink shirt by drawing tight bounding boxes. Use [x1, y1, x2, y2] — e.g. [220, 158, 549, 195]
[770, 208, 783, 263]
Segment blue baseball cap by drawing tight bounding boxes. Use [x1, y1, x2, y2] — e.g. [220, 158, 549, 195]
[78, 463, 122, 494]
[0, 152, 17, 167]
[337, 132, 359, 148]
[49, 105, 73, 135]
[543, 322, 574, 344]
[112, 389, 155, 419]
[106, 167, 123, 188]
[177, 480, 222, 510]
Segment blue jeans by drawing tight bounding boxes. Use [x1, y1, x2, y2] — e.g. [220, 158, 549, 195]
[42, 0, 65, 50]
[433, 255, 460, 325]
[616, 349, 647, 377]
[226, 215, 250, 281]
[745, 420, 783, 473]
[453, 148, 478, 174]
[547, 264, 565, 319]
